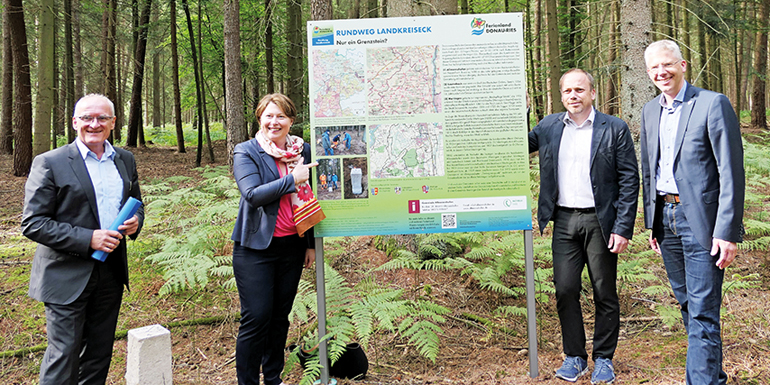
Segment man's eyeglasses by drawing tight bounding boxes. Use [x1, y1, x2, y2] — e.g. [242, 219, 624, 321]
[77, 115, 114, 123]
[647, 61, 681, 72]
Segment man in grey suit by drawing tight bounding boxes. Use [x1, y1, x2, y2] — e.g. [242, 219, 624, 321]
[641, 40, 744, 385]
[22, 94, 144, 384]
[529, 69, 639, 384]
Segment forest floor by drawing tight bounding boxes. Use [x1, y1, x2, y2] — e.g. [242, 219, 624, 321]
[1, 139, 769, 385]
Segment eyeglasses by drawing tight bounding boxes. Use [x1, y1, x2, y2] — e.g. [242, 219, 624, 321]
[647, 61, 681, 72]
[77, 115, 114, 123]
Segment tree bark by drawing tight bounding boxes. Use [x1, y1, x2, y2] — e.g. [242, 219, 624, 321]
[545, 0, 562, 113]
[1, 0, 13, 155]
[750, 0, 768, 130]
[224, 0, 247, 166]
[605, 0, 619, 116]
[198, 0, 214, 162]
[8, 0, 33, 176]
[181, 0, 203, 166]
[34, 0, 55, 156]
[152, 3, 161, 129]
[287, 0, 304, 136]
[265, 0, 275, 93]
[311, 0, 333, 20]
[63, 0, 75, 138]
[533, 0, 545, 120]
[170, 0, 185, 153]
[126, 0, 153, 147]
[620, 0, 655, 136]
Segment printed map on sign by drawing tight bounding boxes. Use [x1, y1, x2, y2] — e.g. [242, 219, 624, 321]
[367, 46, 442, 115]
[312, 48, 366, 117]
[369, 122, 444, 178]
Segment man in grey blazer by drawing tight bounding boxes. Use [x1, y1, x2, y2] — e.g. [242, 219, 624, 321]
[529, 69, 639, 384]
[22, 94, 144, 384]
[640, 40, 744, 385]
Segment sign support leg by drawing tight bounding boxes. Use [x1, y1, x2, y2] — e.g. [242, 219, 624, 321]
[524, 229, 538, 378]
[314, 237, 333, 384]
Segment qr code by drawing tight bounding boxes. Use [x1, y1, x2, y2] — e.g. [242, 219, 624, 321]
[442, 213, 457, 229]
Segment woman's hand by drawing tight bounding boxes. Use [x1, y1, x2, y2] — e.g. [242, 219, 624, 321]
[304, 248, 315, 268]
[291, 157, 318, 186]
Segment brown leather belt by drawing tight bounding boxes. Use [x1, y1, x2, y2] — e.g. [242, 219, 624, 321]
[662, 194, 680, 204]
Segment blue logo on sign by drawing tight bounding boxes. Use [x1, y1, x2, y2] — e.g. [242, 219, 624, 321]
[312, 25, 334, 46]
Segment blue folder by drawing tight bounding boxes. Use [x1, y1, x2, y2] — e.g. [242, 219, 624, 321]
[91, 197, 142, 262]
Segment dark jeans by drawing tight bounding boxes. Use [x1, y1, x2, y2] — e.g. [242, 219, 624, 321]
[40, 261, 124, 385]
[233, 235, 306, 385]
[654, 201, 727, 385]
[552, 208, 619, 361]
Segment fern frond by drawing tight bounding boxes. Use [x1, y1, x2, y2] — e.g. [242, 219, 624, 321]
[641, 284, 673, 296]
[495, 305, 527, 318]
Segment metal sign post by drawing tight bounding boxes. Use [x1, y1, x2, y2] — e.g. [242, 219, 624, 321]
[524, 229, 538, 377]
[314, 237, 333, 385]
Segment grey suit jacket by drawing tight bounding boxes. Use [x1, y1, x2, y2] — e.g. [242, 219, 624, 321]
[528, 110, 639, 243]
[22, 141, 144, 305]
[640, 84, 744, 250]
[231, 139, 314, 250]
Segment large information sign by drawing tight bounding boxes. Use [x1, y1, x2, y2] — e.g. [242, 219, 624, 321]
[307, 13, 530, 237]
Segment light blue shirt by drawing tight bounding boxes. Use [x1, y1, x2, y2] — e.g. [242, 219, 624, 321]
[656, 82, 688, 195]
[75, 139, 123, 229]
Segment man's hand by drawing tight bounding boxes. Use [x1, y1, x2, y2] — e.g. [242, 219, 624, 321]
[712, 238, 738, 269]
[608, 233, 629, 254]
[649, 232, 661, 254]
[90, 229, 123, 254]
[304, 248, 315, 269]
[118, 215, 140, 236]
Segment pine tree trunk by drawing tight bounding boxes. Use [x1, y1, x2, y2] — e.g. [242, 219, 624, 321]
[8, 0, 33, 176]
[605, 0, 619, 116]
[265, 0, 275, 93]
[620, 0, 655, 136]
[545, 0, 562, 113]
[170, 0, 185, 153]
[126, 0, 153, 147]
[63, 0, 75, 138]
[181, 0, 203, 166]
[750, 0, 769, 130]
[224, 0, 247, 167]
[33, 0, 55, 156]
[311, 0, 333, 20]
[287, 0, 304, 136]
[0, 0, 14, 155]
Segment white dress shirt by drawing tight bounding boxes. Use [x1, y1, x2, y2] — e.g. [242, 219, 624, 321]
[557, 108, 595, 208]
[75, 139, 123, 229]
[656, 82, 688, 195]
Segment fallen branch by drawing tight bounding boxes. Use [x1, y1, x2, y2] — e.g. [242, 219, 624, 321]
[0, 260, 30, 266]
[457, 313, 518, 337]
[584, 316, 662, 324]
[2, 312, 241, 359]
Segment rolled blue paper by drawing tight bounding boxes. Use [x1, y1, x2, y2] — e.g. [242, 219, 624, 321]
[91, 197, 143, 262]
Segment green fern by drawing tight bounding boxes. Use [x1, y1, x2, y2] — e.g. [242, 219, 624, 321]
[654, 304, 683, 328]
[142, 167, 240, 294]
[286, 262, 449, 383]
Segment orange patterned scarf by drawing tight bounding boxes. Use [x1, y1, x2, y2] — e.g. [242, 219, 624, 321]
[256, 130, 325, 237]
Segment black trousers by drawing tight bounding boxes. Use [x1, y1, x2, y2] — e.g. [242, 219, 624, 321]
[552, 208, 619, 361]
[233, 235, 306, 385]
[40, 261, 124, 385]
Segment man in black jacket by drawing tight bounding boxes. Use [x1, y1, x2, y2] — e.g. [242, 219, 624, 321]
[529, 69, 638, 384]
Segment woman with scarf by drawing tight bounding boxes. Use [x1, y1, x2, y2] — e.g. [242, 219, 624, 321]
[231, 93, 325, 385]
